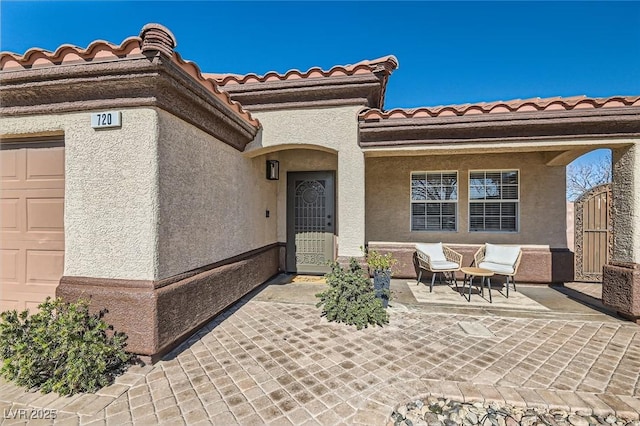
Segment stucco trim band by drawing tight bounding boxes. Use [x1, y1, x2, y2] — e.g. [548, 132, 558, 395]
[220, 74, 389, 110]
[57, 243, 281, 360]
[602, 262, 640, 321]
[0, 55, 257, 151]
[154, 243, 284, 289]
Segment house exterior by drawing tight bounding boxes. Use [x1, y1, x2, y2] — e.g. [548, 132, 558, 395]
[1, 24, 639, 360]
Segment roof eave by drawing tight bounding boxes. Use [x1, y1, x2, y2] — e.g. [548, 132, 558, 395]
[0, 24, 260, 150]
[0, 54, 258, 150]
[220, 73, 386, 111]
[359, 107, 640, 148]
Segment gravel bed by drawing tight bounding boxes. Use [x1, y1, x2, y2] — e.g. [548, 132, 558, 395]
[391, 397, 640, 426]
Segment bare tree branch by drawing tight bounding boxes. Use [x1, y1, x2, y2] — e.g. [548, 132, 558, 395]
[566, 151, 612, 201]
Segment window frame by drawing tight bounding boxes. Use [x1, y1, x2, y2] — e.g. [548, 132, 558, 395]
[468, 169, 520, 233]
[409, 170, 459, 232]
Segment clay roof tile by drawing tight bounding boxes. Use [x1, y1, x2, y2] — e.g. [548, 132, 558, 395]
[0, 25, 259, 129]
[209, 55, 399, 86]
[359, 95, 640, 121]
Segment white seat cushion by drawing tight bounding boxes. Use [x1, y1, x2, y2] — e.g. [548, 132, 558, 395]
[415, 243, 447, 262]
[479, 261, 515, 275]
[430, 260, 460, 271]
[484, 243, 521, 267]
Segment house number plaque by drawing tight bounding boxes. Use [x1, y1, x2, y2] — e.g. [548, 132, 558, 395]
[91, 111, 122, 129]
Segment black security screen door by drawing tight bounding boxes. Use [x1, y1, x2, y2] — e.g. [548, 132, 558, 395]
[286, 171, 335, 273]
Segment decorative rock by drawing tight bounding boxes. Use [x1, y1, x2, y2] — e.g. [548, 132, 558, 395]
[519, 415, 538, 426]
[430, 404, 444, 414]
[568, 414, 589, 426]
[393, 396, 635, 426]
[424, 412, 440, 424]
[391, 411, 404, 424]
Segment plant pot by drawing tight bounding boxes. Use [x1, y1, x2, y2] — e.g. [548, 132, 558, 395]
[373, 269, 391, 308]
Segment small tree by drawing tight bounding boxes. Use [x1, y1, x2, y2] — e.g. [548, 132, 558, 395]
[567, 150, 612, 201]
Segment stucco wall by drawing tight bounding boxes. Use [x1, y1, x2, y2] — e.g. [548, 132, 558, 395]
[156, 110, 278, 279]
[566, 202, 575, 252]
[365, 152, 568, 247]
[251, 106, 364, 257]
[271, 149, 338, 242]
[1, 110, 160, 280]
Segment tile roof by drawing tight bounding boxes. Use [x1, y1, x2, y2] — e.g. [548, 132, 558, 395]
[207, 55, 399, 86]
[170, 52, 259, 126]
[360, 95, 640, 120]
[0, 37, 144, 70]
[0, 26, 259, 128]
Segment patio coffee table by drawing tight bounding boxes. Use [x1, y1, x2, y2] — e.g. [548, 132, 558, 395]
[461, 267, 495, 303]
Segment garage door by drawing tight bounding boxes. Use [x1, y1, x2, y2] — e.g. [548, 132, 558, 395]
[1, 140, 65, 312]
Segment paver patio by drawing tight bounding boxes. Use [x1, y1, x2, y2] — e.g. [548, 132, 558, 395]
[1, 279, 639, 425]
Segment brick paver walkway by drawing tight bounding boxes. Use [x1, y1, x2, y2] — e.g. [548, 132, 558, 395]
[2, 290, 640, 424]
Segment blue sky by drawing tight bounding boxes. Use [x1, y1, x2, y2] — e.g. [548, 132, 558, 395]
[2, 1, 638, 166]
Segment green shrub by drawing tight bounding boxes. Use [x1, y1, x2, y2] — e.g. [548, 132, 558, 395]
[316, 259, 389, 329]
[0, 297, 133, 395]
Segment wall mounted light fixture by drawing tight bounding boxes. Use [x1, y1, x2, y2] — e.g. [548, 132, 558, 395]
[266, 160, 279, 180]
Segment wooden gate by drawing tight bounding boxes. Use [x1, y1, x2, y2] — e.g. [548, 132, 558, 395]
[574, 183, 612, 282]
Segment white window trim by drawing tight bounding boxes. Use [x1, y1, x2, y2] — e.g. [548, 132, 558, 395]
[468, 169, 520, 233]
[410, 170, 458, 232]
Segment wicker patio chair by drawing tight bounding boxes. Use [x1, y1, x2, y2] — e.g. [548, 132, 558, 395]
[415, 243, 463, 292]
[474, 243, 522, 297]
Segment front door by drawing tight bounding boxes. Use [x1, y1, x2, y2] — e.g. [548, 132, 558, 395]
[286, 172, 335, 273]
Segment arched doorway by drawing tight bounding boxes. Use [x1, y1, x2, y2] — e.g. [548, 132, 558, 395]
[574, 183, 613, 282]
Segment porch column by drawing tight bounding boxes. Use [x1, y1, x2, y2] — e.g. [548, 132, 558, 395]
[603, 143, 640, 320]
[337, 148, 366, 261]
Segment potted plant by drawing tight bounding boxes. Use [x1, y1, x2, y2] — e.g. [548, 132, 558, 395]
[363, 247, 398, 308]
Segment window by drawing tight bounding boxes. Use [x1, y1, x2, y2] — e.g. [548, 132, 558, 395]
[469, 170, 519, 232]
[411, 171, 457, 231]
